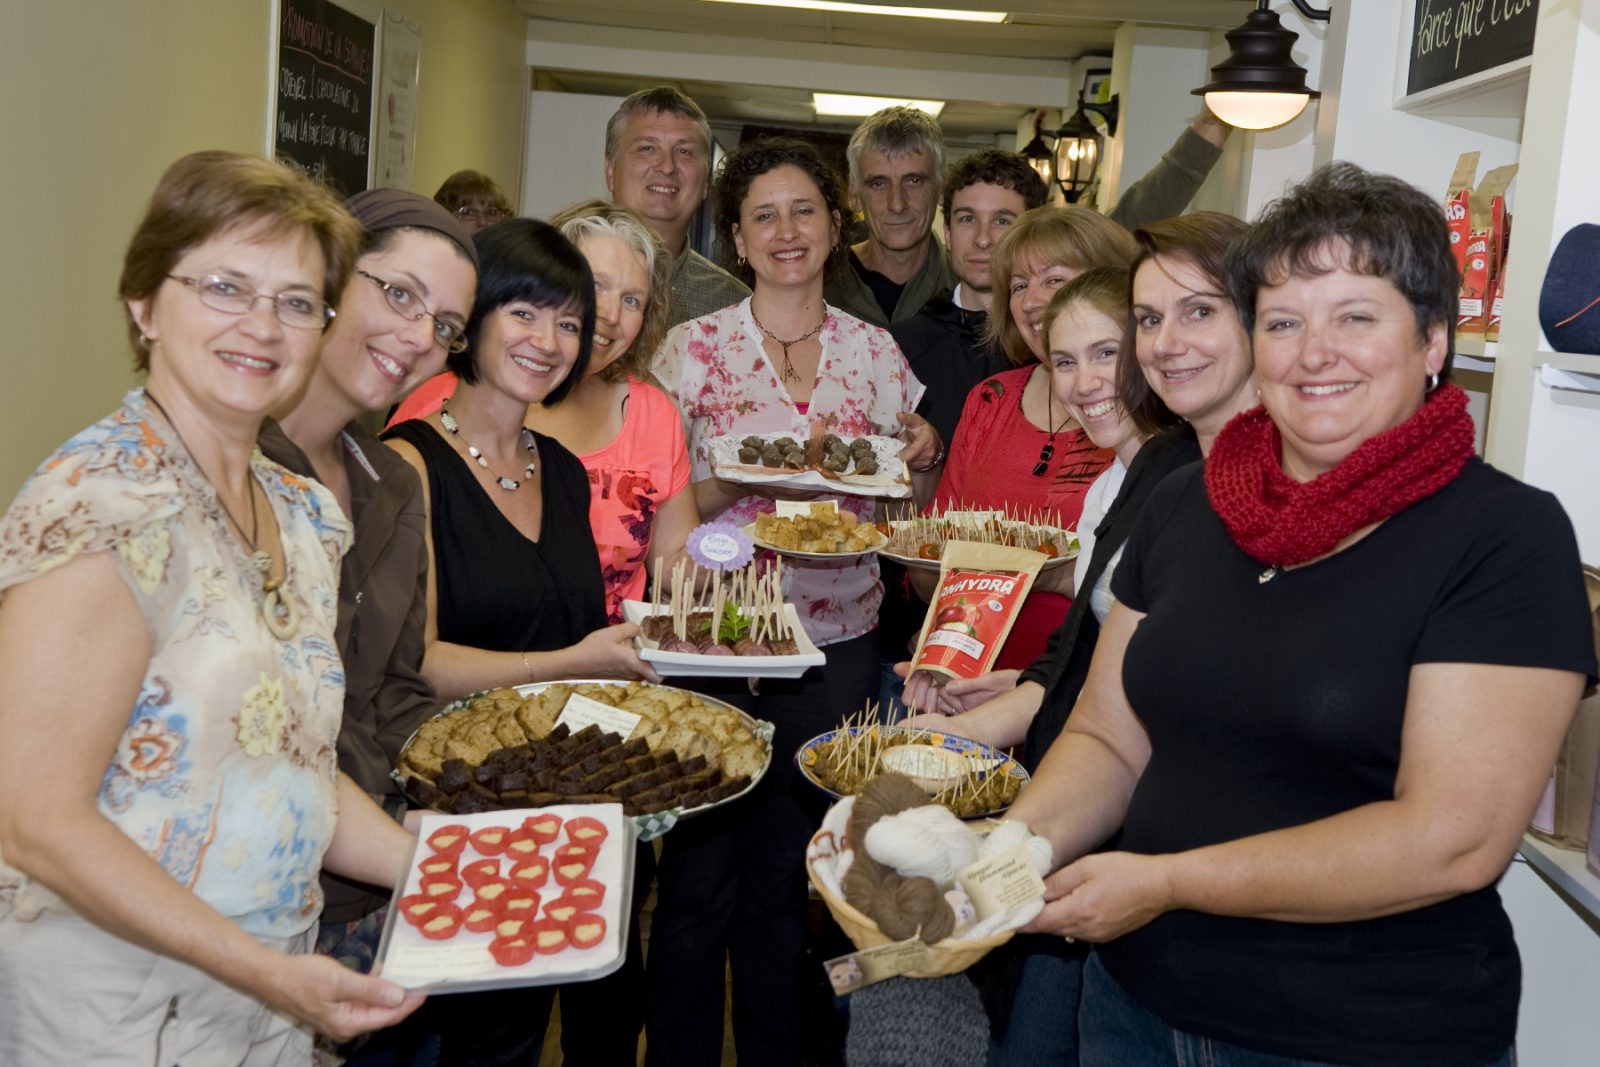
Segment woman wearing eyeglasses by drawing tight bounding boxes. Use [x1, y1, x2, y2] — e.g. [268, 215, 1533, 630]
[259, 191, 477, 1017]
[916, 208, 1133, 669]
[432, 169, 513, 234]
[0, 152, 424, 1063]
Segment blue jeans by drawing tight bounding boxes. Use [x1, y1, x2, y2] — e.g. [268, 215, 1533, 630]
[1078, 953, 1515, 1067]
[988, 949, 1082, 1067]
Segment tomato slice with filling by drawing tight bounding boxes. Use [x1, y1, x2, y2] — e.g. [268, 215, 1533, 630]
[417, 903, 464, 940]
[468, 825, 513, 856]
[508, 856, 550, 890]
[416, 852, 458, 878]
[494, 915, 532, 940]
[543, 896, 582, 924]
[561, 878, 607, 911]
[460, 858, 500, 889]
[503, 827, 543, 860]
[426, 824, 470, 856]
[563, 817, 609, 849]
[488, 934, 537, 967]
[566, 912, 608, 950]
[520, 813, 563, 845]
[397, 893, 441, 927]
[530, 917, 570, 954]
[464, 901, 504, 933]
[418, 873, 463, 901]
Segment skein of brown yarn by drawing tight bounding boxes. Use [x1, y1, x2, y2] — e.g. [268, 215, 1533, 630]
[841, 772, 956, 945]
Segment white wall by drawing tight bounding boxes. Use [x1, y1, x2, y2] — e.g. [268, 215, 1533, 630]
[523, 90, 622, 221]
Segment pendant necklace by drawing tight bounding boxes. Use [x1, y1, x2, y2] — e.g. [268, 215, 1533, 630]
[143, 390, 300, 641]
[751, 308, 825, 384]
[441, 404, 537, 490]
[1031, 382, 1065, 477]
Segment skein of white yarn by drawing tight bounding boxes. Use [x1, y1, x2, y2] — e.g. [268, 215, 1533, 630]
[863, 805, 982, 886]
[981, 817, 1053, 877]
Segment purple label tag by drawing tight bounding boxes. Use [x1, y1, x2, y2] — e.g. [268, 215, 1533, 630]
[687, 522, 755, 571]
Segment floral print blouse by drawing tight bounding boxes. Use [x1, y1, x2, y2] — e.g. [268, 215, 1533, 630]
[652, 299, 924, 646]
[0, 390, 351, 939]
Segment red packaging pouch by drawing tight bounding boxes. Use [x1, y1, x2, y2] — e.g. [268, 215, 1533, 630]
[908, 541, 1044, 685]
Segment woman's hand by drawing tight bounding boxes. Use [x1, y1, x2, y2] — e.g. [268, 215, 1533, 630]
[260, 950, 426, 1043]
[896, 664, 1020, 715]
[1023, 851, 1175, 943]
[566, 623, 663, 683]
[895, 411, 942, 473]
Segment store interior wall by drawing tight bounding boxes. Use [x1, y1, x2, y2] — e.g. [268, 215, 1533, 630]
[0, 0, 527, 503]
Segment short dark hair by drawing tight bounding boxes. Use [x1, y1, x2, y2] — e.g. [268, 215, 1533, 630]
[432, 170, 512, 218]
[605, 87, 712, 162]
[119, 151, 360, 370]
[1225, 161, 1459, 381]
[1117, 212, 1249, 435]
[449, 218, 596, 406]
[942, 149, 1049, 219]
[713, 137, 847, 284]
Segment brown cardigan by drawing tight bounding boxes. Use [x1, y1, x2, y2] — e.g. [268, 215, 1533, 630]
[259, 419, 438, 924]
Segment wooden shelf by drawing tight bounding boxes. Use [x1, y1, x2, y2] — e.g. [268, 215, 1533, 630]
[1520, 835, 1600, 924]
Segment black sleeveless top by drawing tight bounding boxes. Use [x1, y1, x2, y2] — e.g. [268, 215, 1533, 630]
[383, 420, 606, 653]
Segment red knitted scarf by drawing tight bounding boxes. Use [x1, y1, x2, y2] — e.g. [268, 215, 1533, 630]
[1205, 384, 1475, 568]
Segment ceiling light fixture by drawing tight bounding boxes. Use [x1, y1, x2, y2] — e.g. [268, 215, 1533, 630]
[698, 0, 1007, 23]
[1193, 0, 1330, 131]
[813, 93, 946, 118]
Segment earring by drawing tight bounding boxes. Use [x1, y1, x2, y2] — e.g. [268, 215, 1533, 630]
[1426, 372, 1440, 392]
[737, 256, 746, 268]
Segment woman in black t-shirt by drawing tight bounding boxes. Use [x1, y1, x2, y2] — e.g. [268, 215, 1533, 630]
[1006, 164, 1596, 1067]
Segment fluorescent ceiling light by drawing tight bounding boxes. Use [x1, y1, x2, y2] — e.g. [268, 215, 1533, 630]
[814, 93, 946, 118]
[699, 0, 1007, 23]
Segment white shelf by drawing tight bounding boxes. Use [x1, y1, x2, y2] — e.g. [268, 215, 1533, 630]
[1519, 834, 1600, 925]
[1394, 56, 1532, 118]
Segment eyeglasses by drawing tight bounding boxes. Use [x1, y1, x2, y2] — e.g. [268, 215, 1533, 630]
[166, 274, 334, 330]
[455, 205, 507, 225]
[356, 269, 469, 353]
[1031, 441, 1055, 477]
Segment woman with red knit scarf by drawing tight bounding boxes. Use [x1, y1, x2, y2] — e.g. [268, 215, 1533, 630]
[1005, 163, 1597, 1067]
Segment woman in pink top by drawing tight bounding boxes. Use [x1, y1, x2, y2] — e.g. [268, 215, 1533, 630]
[528, 200, 696, 623]
[923, 208, 1134, 667]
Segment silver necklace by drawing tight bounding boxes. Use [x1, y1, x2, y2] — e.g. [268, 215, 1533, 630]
[440, 405, 537, 491]
[144, 390, 299, 640]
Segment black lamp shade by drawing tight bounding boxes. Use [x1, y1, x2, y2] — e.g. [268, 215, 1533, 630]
[1195, 6, 1321, 97]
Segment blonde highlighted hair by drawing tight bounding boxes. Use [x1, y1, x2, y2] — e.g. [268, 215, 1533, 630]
[550, 198, 672, 379]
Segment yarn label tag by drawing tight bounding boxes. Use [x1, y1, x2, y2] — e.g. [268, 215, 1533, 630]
[775, 498, 838, 518]
[957, 844, 1046, 923]
[823, 937, 931, 995]
[555, 694, 641, 739]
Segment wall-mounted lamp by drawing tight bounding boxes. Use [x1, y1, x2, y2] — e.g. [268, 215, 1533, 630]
[1022, 112, 1055, 187]
[1052, 93, 1118, 204]
[1193, 0, 1330, 131]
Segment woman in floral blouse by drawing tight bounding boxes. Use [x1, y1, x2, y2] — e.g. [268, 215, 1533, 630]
[646, 136, 940, 1067]
[0, 152, 424, 1064]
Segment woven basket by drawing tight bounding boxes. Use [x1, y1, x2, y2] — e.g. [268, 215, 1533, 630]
[805, 829, 1015, 977]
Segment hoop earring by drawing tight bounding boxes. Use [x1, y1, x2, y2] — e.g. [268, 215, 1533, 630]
[1426, 372, 1440, 392]
[737, 256, 746, 268]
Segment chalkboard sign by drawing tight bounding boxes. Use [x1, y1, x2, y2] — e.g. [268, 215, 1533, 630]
[1407, 0, 1539, 96]
[274, 0, 376, 197]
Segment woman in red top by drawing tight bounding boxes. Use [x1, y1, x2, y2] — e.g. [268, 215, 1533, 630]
[924, 207, 1135, 666]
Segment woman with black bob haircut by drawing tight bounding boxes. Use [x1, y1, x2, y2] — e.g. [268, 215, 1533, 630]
[1003, 160, 1595, 1066]
[387, 217, 655, 712]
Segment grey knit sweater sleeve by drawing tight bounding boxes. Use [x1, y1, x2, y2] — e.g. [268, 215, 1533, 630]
[1106, 126, 1225, 231]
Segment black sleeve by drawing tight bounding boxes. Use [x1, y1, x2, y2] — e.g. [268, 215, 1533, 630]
[1415, 485, 1597, 681]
